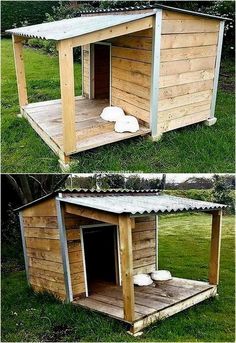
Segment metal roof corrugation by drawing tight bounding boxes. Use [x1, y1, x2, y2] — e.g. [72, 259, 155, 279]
[6, 13, 154, 40]
[14, 188, 161, 212]
[79, 4, 228, 21]
[59, 194, 226, 215]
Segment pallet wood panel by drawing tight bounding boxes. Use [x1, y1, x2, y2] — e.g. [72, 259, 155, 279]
[162, 19, 220, 34]
[111, 29, 152, 124]
[161, 32, 218, 49]
[82, 45, 90, 98]
[22, 97, 150, 155]
[73, 278, 216, 330]
[132, 217, 156, 275]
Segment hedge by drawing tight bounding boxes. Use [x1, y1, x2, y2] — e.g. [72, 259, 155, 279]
[2, 1, 60, 32]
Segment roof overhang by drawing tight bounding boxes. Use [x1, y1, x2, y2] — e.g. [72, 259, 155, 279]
[57, 194, 226, 216]
[6, 13, 154, 48]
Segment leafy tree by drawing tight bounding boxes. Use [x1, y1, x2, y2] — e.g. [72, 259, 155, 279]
[212, 174, 235, 213]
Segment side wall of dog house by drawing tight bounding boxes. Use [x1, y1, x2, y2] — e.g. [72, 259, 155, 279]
[82, 44, 90, 98]
[21, 198, 67, 300]
[109, 29, 152, 126]
[157, 10, 220, 133]
[132, 216, 156, 274]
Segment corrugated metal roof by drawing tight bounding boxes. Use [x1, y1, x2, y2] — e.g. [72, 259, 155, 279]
[59, 194, 226, 215]
[14, 188, 161, 212]
[79, 4, 229, 21]
[6, 13, 154, 40]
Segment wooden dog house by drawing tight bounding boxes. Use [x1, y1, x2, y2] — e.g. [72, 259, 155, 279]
[7, 5, 227, 168]
[16, 189, 226, 334]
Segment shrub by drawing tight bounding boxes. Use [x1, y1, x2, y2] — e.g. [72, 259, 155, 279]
[2, 1, 59, 32]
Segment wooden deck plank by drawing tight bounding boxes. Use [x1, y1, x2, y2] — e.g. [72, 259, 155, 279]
[74, 277, 214, 328]
[22, 97, 150, 156]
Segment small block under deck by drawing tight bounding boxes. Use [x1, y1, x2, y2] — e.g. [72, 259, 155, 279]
[73, 277, 216, 333]
[22, 97, 150, 158]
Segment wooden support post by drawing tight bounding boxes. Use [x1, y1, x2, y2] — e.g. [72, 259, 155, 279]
[118, 214, 135, 322]
[209, 210, 222, 285]
[58, 39, 76, 155]
[12, 35, 28, 108]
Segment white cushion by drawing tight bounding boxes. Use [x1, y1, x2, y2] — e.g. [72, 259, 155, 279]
[100, 106, 125, 122]
[114, 115, 139, 133]
[133, 274, 153, 286]
[151, 270, 172, 281]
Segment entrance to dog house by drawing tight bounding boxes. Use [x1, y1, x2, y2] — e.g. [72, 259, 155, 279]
[92, 43, 111, 100]
[81, 224, 120, 295]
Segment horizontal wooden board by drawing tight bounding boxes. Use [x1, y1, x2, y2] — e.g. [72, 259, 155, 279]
[71, 272, 85, 285]
[23, 216, 58, 228]
[112, 77, 150, 100]
[27, 248, 62, 263]
[112, 46, 152, 63]
[112, 57, 151, 76]
[159, 110, 210, 132]
[160, 56, 216, 76]
[133, 248, 156, 260]
[68, 250, 83, 263]
[159, 69, 214, 88]
[112, 67, 150, 88]
[29, 266, 64, 282]
[127, 28, 152, 38]
[132, 230, 155, 242]
[162, 19, 220, 34]
[29, 275, 66, 293]
[26, 237, 61, 251]
[132, 238, 156, 251]
[22, 199, 57, 217]
[112, 87, 150, 111]
[160, 45, 217, 62]
[161, 32, 218, 49]
[158, 89, 212, 112]
[66, 229, 81, 240]
[159, 79, 213, 100]
[133, 264, 156, 275]
[111, 96, 150, 123]
[70, 261, 84, 274]
[68, 241, 82, 253]
[72, 283, 86, 295]
[158, 100, 211, 123]
[133, 256, 156, 269]
[31, 284, 66, 300]
[28, 257, 63, 273]
[24, 227, 59, 239]
[111, 36, 152, 50]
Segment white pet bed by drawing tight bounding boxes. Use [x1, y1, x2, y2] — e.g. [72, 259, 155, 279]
[100, 106, 125, 122]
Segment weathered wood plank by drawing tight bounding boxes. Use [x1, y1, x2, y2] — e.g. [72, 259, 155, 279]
[159, 80, 213, 100]
[28, 257, 64, 273]
[25, 237, 61, 251]
[161, 32, 218, 49]
[162, 19, 220, 34]
[24, 227, 59, 240]
[22, 199, 57, 217]
[112, 46, 152, 63]
[160, 57, 216, 76]
[27, 248, 62, 263]
[159, 69, 214, 88]
[160, 45, 217, 62]
[119, 214, 135, 322]
[209, 210, 222, 285]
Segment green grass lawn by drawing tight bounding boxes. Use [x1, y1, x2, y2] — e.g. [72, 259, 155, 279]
[1, 213, 235, 342]
[1, 39, 235, 173]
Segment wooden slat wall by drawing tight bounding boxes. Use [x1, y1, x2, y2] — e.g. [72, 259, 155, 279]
[157, 10, 220, 132]
[82, 44, 90, 98]
[132, 216, 156, 275]
[110, 29, 152, 124]
[22, 199, 66, 300]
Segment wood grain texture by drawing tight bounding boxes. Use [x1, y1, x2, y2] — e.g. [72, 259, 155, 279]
[12, 35, 28, 107]
[119, 214, 135, 322]
[209, 210, 222, 285]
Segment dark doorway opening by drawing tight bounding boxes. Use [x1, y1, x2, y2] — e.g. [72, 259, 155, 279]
[94, 44, 110, 100]
[83, 225, 119, 293]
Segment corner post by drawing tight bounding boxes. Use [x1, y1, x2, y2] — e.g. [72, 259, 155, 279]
[118, 214, 135, 322]
[209, 209, 222, 285]
[19, 212, 30, 284]
[150, 9, 162, 141]
[12, 35, 28, 109]
[206, 20, 225, 126]
[58, 39, 76, 155]
[56, 199, 73, 303]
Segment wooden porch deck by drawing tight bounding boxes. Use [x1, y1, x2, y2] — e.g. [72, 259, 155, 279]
[73, 277, 216, 333]
[21, 97, 150, 159]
